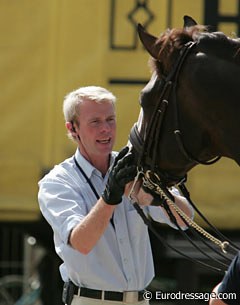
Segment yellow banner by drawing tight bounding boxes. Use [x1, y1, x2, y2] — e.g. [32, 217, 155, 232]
[0, 0, 240, 228]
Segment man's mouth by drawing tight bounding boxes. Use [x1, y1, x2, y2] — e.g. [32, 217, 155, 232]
[97, 138, 111, 144]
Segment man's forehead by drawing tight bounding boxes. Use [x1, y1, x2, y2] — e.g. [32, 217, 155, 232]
[77, 99, 115, 118]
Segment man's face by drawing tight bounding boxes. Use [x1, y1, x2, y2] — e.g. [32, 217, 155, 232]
[76, 99, 116, 159]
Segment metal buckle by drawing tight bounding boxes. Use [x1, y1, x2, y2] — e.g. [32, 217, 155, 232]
[101, 291, 106, 300]
[123, 291, 139, 303]
[128, 167, 144, 203]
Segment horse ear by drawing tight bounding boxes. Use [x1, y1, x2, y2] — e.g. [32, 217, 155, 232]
[137, 23, 159, 59]
[183, 15, 198, 28]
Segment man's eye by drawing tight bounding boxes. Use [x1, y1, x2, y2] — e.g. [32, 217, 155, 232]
[91, 120, 99, 125]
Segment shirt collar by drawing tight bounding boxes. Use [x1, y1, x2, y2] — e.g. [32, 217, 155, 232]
[74, 149, 116, 179]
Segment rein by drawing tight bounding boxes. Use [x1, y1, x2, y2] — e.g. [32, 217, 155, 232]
[129, 41, 239, 273]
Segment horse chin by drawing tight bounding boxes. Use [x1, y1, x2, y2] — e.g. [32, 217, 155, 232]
[145, 165, 187, 187]
[157, 171, 186, 187]
[127, 142, 187, 187]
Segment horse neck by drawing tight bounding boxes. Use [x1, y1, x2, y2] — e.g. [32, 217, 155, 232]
[178, 55, 240, 165]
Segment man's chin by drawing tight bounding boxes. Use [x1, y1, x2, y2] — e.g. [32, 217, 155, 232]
[96, 144, 113, 155]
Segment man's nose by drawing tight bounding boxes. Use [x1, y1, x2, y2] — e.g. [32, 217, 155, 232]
[100, 121, 111, 132]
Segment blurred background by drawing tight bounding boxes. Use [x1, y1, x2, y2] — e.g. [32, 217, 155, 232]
[0, 0, 240, 304]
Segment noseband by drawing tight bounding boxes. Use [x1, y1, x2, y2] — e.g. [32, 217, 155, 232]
[129, 41, 220, 185]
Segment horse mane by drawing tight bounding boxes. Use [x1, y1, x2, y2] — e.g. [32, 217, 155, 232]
[194, 31, 240, 64]
[150, 25, 240, 76]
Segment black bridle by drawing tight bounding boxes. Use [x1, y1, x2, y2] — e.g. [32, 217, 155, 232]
[130, 41, 220, 186]
[129, 41, 239, 274]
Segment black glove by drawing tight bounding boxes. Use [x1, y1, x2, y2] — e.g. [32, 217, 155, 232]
[102, 146, 137, 205]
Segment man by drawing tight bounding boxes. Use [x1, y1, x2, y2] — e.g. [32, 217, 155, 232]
[38, 86, 193, 305]
[209, 252, 240, 305]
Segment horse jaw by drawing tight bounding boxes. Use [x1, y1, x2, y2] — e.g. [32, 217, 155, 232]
[137, 23, 160, 60]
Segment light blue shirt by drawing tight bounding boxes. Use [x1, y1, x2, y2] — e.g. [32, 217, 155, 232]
[38, 149, 189, 291]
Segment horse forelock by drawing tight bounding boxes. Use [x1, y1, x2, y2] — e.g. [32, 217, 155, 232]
[149, 25, 207, 77]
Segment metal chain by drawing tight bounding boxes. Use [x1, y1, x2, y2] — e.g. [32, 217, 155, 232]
[142, 170, 229, 254]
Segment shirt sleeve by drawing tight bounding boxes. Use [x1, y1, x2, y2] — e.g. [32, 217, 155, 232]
[38, 177, 87, 245]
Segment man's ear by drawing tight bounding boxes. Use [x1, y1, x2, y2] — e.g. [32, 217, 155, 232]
[66, 121, 77, 135]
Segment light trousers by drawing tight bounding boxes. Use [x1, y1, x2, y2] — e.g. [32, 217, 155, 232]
[70, 296, 149, 305]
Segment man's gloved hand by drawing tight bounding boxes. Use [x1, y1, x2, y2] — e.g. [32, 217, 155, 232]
[102, 146, 137, 205]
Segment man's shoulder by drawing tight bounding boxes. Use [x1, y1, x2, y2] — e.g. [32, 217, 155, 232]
[39, 156, 75, 183]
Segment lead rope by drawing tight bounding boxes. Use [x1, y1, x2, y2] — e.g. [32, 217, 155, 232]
[128, 170, 226, 274]
[178, 183, 240, 252]
[165, 200, 229, 253]
[141, 170, 230, 254]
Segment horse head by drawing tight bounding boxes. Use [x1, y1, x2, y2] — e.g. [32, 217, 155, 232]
[130, 16, 240, 186]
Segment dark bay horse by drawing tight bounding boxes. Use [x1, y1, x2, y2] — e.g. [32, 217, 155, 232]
[129, 16, 240, 272]
[130, 16, 240, 186]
